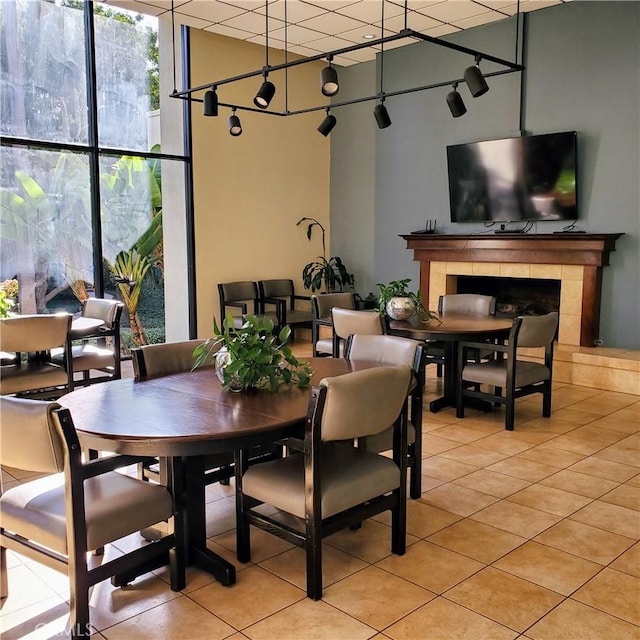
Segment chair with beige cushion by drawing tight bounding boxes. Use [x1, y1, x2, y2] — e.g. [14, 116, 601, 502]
[344, 334, 426, 498]
[456, 312, 559, 431]
[52, 298, 124, 388]
[330, 307, 386, 357]
[310, 292, 356, 357]
[426, 294, 497, 377]
[235, 364, 412, 600]
[0, 313, 73, 398]
[258, 279, 313, 338]
[0, 395, 183, 639]
[218, 281, 280, 330]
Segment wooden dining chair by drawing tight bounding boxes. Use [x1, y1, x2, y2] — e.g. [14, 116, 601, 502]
[330, 307, 386, 357]
[0, 395, 184, 639]
[425, 294, 497, 377]
[310, 292, 356, 357]
[258, 279, 313, 338]
[218, 281, 280, 330]
[235, 365, 413, 600]
[52, 298, 124, 388]
[456, 312, 559, 430]
[344, 334, 426, 498]
[0, 313, 73, 398]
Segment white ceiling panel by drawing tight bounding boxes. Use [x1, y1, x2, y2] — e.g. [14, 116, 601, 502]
[106, 0, 569, 65]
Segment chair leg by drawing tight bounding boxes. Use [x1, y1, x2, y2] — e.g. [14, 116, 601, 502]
[0, 547, 7, 598]
[409, 443, 421, 499]
[505, 395, 515, 431]
[306, 524, 322, 600]
[542, 383, 552, 417]
[234, 450, 251, 564]
[390, 497, 407, 556]
[436, 363, 443, 378]
[69, 573, 91, 639]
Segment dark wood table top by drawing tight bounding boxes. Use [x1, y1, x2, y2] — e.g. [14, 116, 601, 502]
[388, 313, 513, 341]
[59, 357, 377, 457]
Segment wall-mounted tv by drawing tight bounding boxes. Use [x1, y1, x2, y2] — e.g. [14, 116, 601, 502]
[447, 131, 577, 223]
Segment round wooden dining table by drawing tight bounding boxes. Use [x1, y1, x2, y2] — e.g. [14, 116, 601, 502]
[59, 357, 378, 588]
[388, 313, 513, 412]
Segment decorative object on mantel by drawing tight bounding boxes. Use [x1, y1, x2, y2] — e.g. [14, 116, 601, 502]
[377, 279, 439, 323]
[193, 315, 313, 393]
[297, 217, 355, 293]
[169, 0, 524, 136]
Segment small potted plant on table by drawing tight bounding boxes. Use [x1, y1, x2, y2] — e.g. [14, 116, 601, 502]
[193, 314, 313, 392]
[376, 278, 439, 323]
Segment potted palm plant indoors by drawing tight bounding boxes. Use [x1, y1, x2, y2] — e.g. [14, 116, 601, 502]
[297, 217, 354, 293]
[193, 314, 313, 392]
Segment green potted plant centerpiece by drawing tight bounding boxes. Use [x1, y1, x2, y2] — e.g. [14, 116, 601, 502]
[297, 217, 355, 293]
[193, 314, 314, 392]
[376, 278, 440, 323]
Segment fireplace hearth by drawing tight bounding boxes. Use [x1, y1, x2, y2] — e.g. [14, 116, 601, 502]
[456, 276, 560, 317]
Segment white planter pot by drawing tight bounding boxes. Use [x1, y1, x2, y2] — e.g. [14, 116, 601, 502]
[385, 296, 415, 320]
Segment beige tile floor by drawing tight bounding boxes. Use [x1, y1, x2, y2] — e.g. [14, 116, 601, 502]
[1, 342, 639, 639]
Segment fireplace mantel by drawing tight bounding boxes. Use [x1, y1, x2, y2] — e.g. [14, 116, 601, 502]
[401, 233, 623, 347]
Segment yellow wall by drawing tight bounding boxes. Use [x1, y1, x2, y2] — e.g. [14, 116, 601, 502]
[190, 30, 330, 337]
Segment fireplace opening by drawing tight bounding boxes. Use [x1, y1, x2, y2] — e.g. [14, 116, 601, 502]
[455, 276, 560, 317]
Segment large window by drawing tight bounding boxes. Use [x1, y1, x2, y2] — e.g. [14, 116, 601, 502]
[0, 0, 188, 346]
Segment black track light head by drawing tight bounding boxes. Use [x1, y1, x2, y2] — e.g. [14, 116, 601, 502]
[321, 64, 339, 97]
[317, 110, 337, 136]
[374, 103, 391, 129]
[254, 78, 276, 108]
[464, 57, 489, 97]
[228, 109, 242, 136]
[203, 88, 218, 117]
[446, 83, 467, 117]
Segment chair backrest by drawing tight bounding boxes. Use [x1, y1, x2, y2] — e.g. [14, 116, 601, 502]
[219, 281, 260, 319]
[514, 312, 559, 349]
[344, 334, 420, 369]
[438, 294, 496, 316]
[0, 396, 66, 474]
[0, 313, 71, 354]
[259, 279, 294, 304]
[317, 365, 412, 442]
[82, 298, 123, 329]
[311, 292, 355, 319]
[132, 339, 218, 381]
[331, 308, 386, 341]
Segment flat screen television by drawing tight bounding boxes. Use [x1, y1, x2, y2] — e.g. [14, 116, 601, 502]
[447, 131, 577, 223]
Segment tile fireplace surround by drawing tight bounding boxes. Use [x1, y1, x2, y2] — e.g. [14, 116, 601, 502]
[401, 233, 639, 395]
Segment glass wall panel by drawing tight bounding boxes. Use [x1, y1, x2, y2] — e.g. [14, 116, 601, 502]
[100, 153, 165, 346]
[94, 4, 158, 151]
[0, 0, 88, 143]
[0, 146, 93, 315]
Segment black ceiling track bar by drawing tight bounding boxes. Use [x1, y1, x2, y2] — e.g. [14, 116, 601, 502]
[172, 27, 524, 101]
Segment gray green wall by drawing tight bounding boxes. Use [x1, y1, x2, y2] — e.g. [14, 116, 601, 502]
[330, 1, 639, 349]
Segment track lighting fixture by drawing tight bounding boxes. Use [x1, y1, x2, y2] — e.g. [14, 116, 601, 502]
[321, 58, 339, 97]
[464, 56, 490, 97]
[203, 87, 218, 116]
[228, 108, 242, 136]
[171, 0, 526, 136]
[446, 82, 467, 118]
[317, 109, 336, 136]
[374, 102, 392, 129]
[254, 75, 276, 109]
